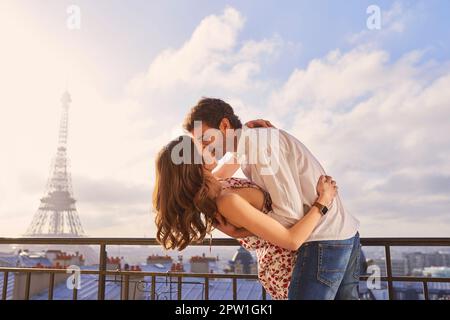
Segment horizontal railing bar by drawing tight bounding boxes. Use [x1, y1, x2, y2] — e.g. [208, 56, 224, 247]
[360, 238, 450, 246]
[359, 276, 450, 283]
[109, 271, 258, 279]
[2, 267, 448, 282]
[0, 267, 259, 279]
[0, 238, 238, 246]
[0, 267, 97, 274]
[0, 237, 449, 246]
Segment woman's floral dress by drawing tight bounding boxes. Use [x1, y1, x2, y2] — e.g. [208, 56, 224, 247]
[220, 177, 298, 300]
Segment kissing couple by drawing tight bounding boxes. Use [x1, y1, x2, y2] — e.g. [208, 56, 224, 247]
[152, 98, 361, 300]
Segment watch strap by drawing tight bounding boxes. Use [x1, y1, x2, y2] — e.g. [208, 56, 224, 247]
[313, 201, 328, 215]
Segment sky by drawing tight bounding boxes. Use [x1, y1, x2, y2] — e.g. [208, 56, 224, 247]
[0, 0, 449, 238]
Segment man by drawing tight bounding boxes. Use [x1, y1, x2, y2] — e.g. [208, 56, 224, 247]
[183, 97, 361, 300]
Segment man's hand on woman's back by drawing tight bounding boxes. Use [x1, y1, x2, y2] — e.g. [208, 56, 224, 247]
[245, 119, 276, 128]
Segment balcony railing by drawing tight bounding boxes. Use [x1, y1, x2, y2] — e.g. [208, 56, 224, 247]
[0, 237, 449, 300]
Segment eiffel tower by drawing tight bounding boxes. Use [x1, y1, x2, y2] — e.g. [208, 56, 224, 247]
[24, 91, 85, 237]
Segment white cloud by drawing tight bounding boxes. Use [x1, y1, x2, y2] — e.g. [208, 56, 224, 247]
[268, 48, 391, 117]
[126, 7, 281, 95]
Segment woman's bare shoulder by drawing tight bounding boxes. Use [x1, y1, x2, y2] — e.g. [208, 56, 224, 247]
[216, 191, 242, 210]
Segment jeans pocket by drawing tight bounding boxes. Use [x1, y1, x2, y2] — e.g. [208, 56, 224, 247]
[317, 243, 353, 287]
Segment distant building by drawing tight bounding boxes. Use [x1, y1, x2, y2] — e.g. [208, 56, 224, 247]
[11, 249, 84, 299]
[45, 250, 63, 262]
[392, 259, 408, 276]
[51, 251, 85, 268]
[123, 264, 142, 272]
[1, 249, 84, 269]
[170, 255, 185, 272]
[106, 256, 123, 270]
[147, 254, 173, 265]
[170, 262, 185, 272]
[228, 247, 257, 274]
[423, 266, 450, 278]
[404, 251, 450, 275]
[190, 253, 218, 273]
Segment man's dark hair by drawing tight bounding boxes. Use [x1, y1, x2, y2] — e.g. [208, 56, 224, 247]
[183, 98, 243, 132]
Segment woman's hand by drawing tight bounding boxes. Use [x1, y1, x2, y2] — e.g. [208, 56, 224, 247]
[316, 175, 338, 207]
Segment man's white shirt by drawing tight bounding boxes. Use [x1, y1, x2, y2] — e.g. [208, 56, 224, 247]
[236, 127, 359, 242]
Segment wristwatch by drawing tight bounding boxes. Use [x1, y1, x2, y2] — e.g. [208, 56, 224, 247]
[312, 201, 328, 215]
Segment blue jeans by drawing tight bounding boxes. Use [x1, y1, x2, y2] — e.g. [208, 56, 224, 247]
[288, 232, 361, 300]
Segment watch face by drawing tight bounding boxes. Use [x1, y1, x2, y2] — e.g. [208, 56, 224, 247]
[321, 206, 328, 215]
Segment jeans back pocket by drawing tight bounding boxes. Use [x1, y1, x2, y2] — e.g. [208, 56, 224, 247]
[317, 243, 353, 287]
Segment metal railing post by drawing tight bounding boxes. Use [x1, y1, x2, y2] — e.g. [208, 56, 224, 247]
[385, 245, 395, 300]
[97, 243, 107, 300]
[232, 278, 237, 300]
[48, 273, 55, 300]
[2, 272, 8, 300]
[177, 276, 182, 300]
[204, 277, 209, 300]
[123, 275, 130, 300]
[24, 272, 31, 300]
[151, 275, 156, 300]
[423, 282, 429, 300]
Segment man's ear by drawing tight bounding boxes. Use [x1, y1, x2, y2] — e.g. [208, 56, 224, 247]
[219, 118, 231, 132]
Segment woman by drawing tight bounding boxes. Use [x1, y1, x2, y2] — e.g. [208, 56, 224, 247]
[153, 135, 337, 299]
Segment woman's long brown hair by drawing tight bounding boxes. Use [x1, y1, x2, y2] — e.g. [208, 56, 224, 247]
[153, 136, 217, 251]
